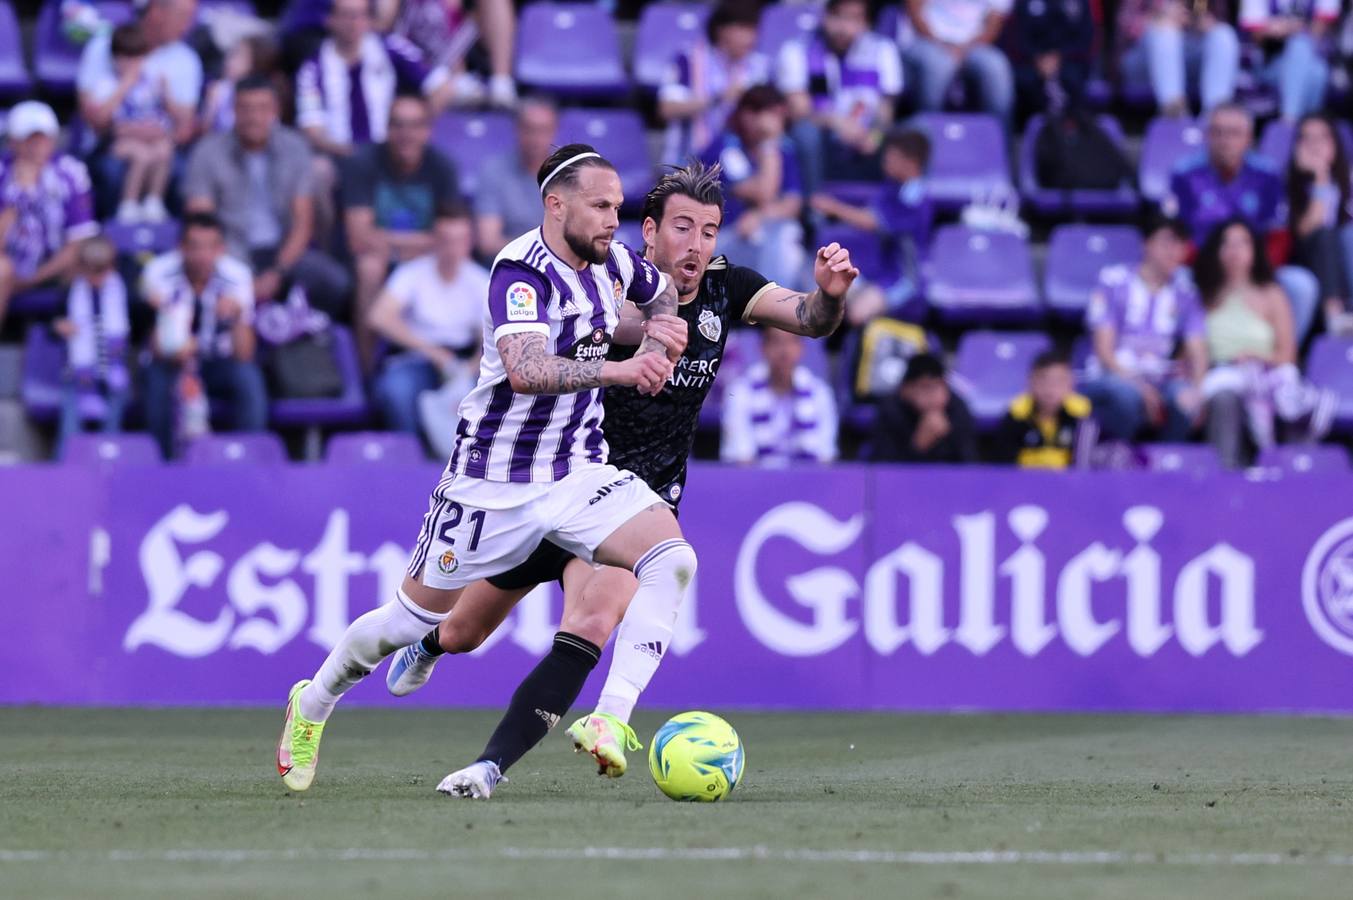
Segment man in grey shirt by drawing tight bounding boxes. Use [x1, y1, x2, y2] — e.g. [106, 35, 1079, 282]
[183, 75, 351, 318]
[473, 97, 558, 259]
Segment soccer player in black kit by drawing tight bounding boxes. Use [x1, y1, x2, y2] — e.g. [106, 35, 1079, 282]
[387, 162, 858, 798]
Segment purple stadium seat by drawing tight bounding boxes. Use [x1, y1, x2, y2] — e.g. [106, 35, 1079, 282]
[515, 3, 627, 97]
[817, 222, 892, 285]
[557, 109, 653, 207]
[634, 3, 710, 90]
[1256, 117, 1353, 169]
[184, 433, 288, 464]
[36, 1, 135, 95]
[21, 324, 64, 424]
[1139, 116, 1205, 201]
[1305, 336, 1353, 433]
[1139, 443, 1222, 476]
[326, 431, 424, 464]
[912, 113, 1013, 212]
[1044, 224, 1143, 319]
[757, 2, 821, 58]
[951, 331, 1052, 429]
[924, 225, 1039, 324]
[0, 3, 32, 96]
[1018, 114, 1138, 217]
[268, 326, 369, 436]
[1256, 444, 1350, 475]
[430, 110, 515, 200]
[1070, 333, 1093, 379]
[103, 219, 180, 257]
[62, 433, 160, 465]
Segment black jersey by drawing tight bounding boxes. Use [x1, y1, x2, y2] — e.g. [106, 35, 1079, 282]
[603, 256, 773, 506]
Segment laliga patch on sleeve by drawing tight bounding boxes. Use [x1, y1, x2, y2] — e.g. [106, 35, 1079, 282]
[506, 281, 539, 321]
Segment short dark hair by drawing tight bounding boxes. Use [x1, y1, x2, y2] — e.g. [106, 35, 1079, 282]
[882, 128, 931, 171]
[736, 84, 786, 115]
[536, 142, 616, 195]
[234, 73, 278, 98]
[641, 162, 725, 228]
[826, 0, 869, 12]
[1031, 350, 1071, 373]
[181, 211, 225, 239]
[902, 352, 946, 384]
[434, 199, 472, 223]
[392, 90, 428, 109]
[111, 23, 149, 58]
[1138, 207, 1190, 241]
[706, 0, 760, 44]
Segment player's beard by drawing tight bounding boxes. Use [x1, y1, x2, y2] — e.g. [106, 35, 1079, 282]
[564, 221, 610, 265]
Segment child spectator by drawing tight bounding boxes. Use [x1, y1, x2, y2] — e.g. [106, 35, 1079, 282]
[994, 351, 1097, 468]
[53, 237, 130, 456]
[84, 25, 175, 223]
[701, 86, 806, 290]
[871, 352, 979, 463]
[722, 328, 838, 466]
[810, 128, 934, 325]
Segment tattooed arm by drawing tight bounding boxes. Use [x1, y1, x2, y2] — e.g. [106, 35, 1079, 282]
[634, 278, 681, 356]
[499, 331, 671, 396]
[745, 243, 859, 337]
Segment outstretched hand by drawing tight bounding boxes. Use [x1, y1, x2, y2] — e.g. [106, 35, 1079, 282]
[813, 242, 860, 299]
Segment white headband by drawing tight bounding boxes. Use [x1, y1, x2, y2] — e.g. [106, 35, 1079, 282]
[539, 151, 602, 195]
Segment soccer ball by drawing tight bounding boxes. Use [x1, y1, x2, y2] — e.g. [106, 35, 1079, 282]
[648, 711, 745, 802]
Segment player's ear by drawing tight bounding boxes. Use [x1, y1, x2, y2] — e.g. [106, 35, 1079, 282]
[641, 216, 657, 247]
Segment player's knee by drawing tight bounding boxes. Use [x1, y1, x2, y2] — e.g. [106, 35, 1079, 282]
[638, 540, 698, 590]
[438, 617, 488, 654]
[561, 600, 621, 648]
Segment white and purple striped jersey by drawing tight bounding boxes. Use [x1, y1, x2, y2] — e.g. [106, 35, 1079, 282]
[447, 229, 669, 483]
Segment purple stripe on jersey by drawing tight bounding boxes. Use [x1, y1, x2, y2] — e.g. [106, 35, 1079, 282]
[583, 413, 606, 463]
[508, 394, 561, 482]
[447, 416, 469, 471]
[463, 380, 515, 478]
[574, 263, 614, 463]
[551, 392, 591, 480]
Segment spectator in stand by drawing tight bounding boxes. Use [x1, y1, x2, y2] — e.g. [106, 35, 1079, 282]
[1240, 0, 1339, 123]
[1167, 103, 1320, 340]
[870, 352, 979, 463]
[1286, 113, 1353, 336]
[141, 213, 267, 460]
[1081, 212, 1209, 442]
[1011, 0, 1096, 116]
[701, 86, 806, 290]
[994, 351, 1097, 468]
[1193, 218, 1316, 468]
[53, 237, 130, 458]
[475, 97, 557, 260]
[659, 0, 769, 164]
[904, 0, 1015, 124]
[84, 24, 176, 224]
[810, 128, 934, 326]
[77, 0, 202, 214]
[0, 102, 100, 327]
[368, 203, 486, 438]
[776, 0, 903, 192]
[202, 33, 285, 136]
[341, 92, 461, 366]
[185, 75, 352, 320]
[387, 0, 519, 108]
[1118, 0, 1239, 117]
[721, 328, 838, 466]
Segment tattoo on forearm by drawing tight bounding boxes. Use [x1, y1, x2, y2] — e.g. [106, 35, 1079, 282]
[638, 281, 679, 356]
[499, 332, 604, 394]
[790, 289, 846, 337]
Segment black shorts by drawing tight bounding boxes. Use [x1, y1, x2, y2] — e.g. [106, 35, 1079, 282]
[485, 540, 576, 591]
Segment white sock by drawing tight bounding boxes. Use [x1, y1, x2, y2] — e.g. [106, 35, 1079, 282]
[298, 589, 446, 722]
[595, 539, 697, 722]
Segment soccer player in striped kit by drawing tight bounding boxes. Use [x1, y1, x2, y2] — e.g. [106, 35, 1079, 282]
[386, 162, 858, 798]
[277, 144, 696, 793]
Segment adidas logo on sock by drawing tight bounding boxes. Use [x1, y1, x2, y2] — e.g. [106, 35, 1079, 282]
[535, 708, 561, 730]
[633, 640, 664, 660]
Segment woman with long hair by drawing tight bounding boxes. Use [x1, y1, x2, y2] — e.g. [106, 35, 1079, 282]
[1193, 218, 1332, 466]
[1286, 113, 1353, 336]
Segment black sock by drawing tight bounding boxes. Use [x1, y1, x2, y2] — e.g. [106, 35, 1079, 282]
[419, 628, 445, 657]
[479, 632, 602, 773]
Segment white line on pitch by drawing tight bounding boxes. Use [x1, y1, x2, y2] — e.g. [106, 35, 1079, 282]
[2, 848, 1352, 867]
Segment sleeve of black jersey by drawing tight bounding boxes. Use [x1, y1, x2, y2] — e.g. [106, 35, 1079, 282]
[723, 262, 777, 324]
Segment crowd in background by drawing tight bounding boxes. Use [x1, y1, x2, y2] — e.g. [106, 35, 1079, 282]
[2, 0, 1352, 471]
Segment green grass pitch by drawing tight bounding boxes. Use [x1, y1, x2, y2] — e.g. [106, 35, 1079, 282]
[2, 708, 1352, 899]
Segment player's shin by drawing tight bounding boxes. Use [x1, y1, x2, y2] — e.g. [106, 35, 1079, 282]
[298, 589, 447, 722]
[594, 539, 697, 722]
[478, 631, 602, 772]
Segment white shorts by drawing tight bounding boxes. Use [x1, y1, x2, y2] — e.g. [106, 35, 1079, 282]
[406, 464, 664, 590]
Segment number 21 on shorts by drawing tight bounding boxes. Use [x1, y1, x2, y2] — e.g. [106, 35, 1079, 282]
[435, 503, 486, 577]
